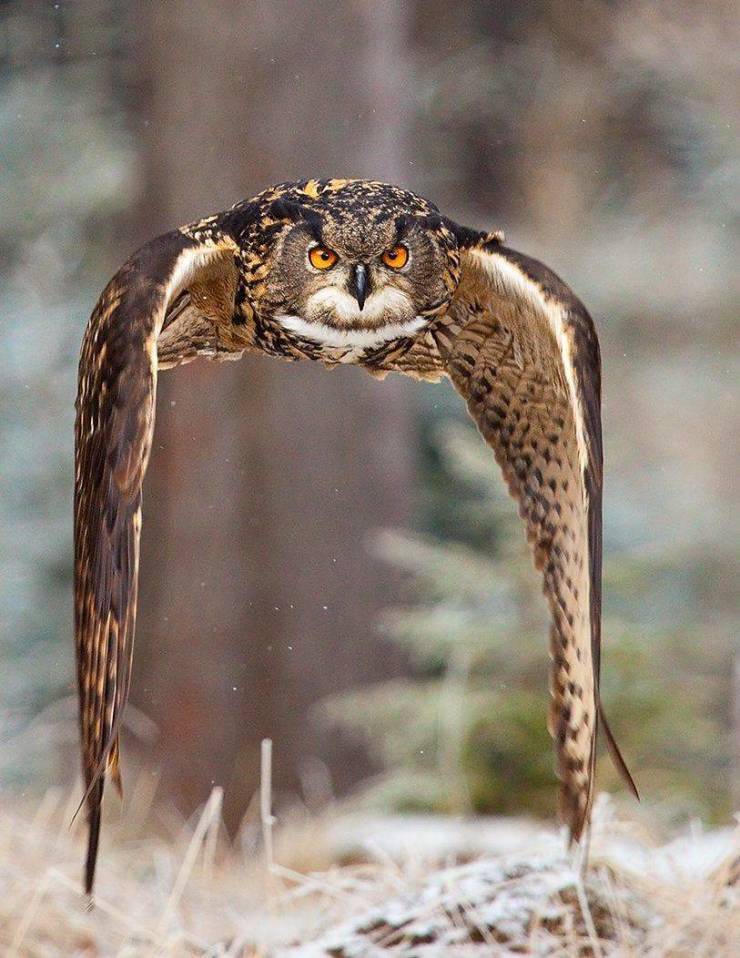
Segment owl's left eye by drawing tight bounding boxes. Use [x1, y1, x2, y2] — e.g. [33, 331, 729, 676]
[381, 244, 409, 270]
[309, 246, 338, 270]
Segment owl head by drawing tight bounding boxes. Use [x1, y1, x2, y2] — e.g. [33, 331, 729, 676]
[234, 180, 464, 345]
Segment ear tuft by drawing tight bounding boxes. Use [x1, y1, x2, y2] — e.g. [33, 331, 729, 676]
[268, 198, 306, 223]
[395, 212, 444, 240]
[268, 199, 323, 242]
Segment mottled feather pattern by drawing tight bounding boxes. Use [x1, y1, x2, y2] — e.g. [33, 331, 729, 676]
[74, 230, 240, 892]
[75, 179, 633, 894]
[75, 254, 161, 893]
[436, 241, 636, 837]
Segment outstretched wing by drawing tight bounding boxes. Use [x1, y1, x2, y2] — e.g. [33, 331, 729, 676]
[74, 228, 238, 894]
[441, 239, 636, 840]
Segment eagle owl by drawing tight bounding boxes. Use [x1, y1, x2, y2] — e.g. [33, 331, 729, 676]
[74, 178, 636, 892]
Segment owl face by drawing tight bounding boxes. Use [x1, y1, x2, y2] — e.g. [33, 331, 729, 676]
[254, 181, 458, 347]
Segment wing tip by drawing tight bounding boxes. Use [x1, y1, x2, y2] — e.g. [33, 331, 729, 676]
[84, 781, 103, 896]
[599, 702, 640, 800]
[560, 783, 591, 848]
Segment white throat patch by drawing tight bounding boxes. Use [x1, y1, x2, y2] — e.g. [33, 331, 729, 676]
[275, 313, 428, 349]
[275, 284, 427, 349]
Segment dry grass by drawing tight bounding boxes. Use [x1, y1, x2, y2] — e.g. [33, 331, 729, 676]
[0, 766, 737, 956]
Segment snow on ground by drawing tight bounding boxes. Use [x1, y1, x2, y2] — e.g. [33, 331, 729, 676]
[275, 810, 738, 957]
[1, 790, 737, 956]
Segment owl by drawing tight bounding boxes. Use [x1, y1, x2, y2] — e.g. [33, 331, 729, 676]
[74, 178, 636, 893]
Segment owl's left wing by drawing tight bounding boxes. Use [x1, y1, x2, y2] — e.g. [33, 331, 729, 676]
[438, 239, 636, 841]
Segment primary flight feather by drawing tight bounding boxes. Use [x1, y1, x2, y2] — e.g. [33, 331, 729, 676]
[74, 178, 636, 893]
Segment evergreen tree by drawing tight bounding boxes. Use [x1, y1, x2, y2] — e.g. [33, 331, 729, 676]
[320, 418, 732, 824]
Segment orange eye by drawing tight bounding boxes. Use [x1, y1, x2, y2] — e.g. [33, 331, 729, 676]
[309, 246, 338, 270]
[382, 244, 409, 270]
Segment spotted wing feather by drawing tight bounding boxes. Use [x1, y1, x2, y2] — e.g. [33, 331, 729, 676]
[74, 229, 238, 894]
[442, 241, 636, 840]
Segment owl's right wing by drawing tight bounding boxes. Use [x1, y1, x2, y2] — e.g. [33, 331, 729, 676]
[74, 227, 239, 894]
[429, 238, 636, 842]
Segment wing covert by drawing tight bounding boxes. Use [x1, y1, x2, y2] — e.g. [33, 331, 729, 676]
[74, 228, 238, 894]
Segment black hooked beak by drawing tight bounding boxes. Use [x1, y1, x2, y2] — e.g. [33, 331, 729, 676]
[350, 263, 370, 311]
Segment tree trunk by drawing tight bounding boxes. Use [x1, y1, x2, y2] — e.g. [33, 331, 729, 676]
[127, 0, 415, 827]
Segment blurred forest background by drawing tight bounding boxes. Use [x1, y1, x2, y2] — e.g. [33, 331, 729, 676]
[0, 0, 737, 838]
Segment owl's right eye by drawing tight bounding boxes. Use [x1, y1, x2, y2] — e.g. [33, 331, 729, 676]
[308, 246, 338, 270]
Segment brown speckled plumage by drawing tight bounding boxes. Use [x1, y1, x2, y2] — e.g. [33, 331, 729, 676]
[74, 178, 636, 894]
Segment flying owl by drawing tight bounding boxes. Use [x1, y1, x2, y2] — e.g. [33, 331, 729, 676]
[74, 178, 636, 893]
